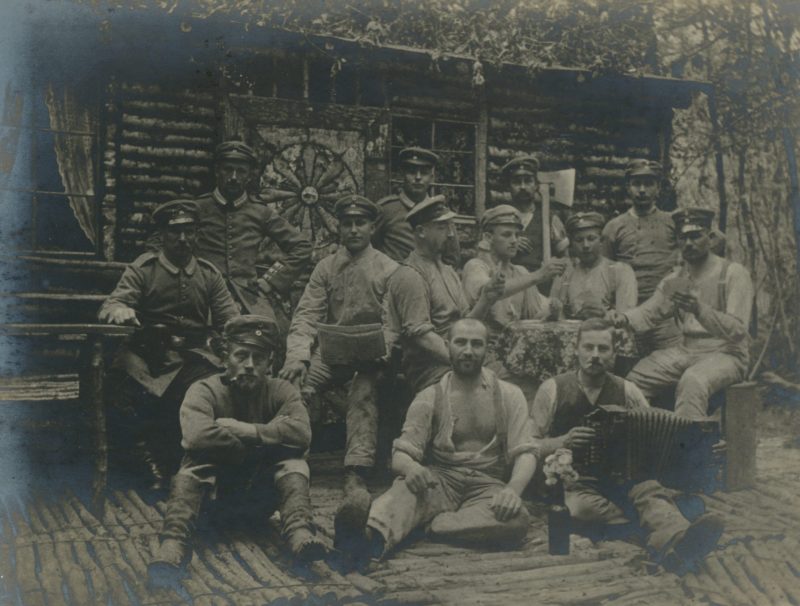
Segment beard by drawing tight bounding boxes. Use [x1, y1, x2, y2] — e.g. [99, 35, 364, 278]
[453, 356, 484, 377]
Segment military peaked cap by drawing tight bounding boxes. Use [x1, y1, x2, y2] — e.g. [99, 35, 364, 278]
[672, 207, 715, 234]
[406, 194, 455, 228]
[152, 200, 198, 226]
[398, 147, 440, 167]
[501, 155, 539, 178]
[334, 194, 379, 220]
[215, 140, 258, 164]
[565, 211, 605, 234]
[224, 315, 279, 351]
[625, 159, 662, 179]
[481, 204, 523, 230]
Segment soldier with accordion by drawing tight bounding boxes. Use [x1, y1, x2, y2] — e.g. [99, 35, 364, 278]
[530, 318, 724, 574]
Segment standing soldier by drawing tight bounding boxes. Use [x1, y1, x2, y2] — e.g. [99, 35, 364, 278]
[147, 315, 325, 588]
[278, 194, 398, 540]
[99, 200, 240, 487]
[601, 159, 682, 353]
[190, 140, 312, 340]
[500, 155, 569, 293]
[373, 146, 461, 266]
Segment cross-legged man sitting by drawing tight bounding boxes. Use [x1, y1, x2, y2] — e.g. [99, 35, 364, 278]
[335, 319, 537, 565]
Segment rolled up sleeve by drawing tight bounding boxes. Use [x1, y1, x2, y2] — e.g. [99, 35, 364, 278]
[503, 386, 538, 461]
[387, 267, 435, 338]
[392, 388, 435, 462]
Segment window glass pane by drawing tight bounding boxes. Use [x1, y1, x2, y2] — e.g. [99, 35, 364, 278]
[34, 194, 95, 252]
[437, 151, 474, 184]
[437, 185, 474, 216]
[0, 189, 33, 251]
[275, 55, 304, 100]
[34, 129, 65, 193]
[391, 117, 432, 148]
[0, 126, 33, 190]
[435, 121, 474, 151]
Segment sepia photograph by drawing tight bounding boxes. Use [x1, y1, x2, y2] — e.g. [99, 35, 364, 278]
[0, 0, 798, 603]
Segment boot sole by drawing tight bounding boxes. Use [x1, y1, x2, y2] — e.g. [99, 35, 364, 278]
[333, 490, 372, 553]
[295, 539, 327, 563]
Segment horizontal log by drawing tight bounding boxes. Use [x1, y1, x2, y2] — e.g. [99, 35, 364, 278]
[121, 130, 215, 147]
[123, 99, 217, 118]
[119, 160, 212, 175]
[119, 174, 203, 189]
[120, 115, 215, 134]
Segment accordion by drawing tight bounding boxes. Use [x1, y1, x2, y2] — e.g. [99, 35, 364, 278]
[575, 405, 721, 491]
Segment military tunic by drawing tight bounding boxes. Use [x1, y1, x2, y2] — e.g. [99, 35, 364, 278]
[100, 251, 239, 340]
[385, 250, 469, 393]
[284, 245, 398, 468]
[601, 207, 678, 303]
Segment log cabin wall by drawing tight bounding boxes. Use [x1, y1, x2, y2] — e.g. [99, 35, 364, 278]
[100, 48, 681, 266]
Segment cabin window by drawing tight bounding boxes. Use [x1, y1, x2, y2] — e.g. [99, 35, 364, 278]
[0, 87, 99, 256]
[390, 115, 477, 216]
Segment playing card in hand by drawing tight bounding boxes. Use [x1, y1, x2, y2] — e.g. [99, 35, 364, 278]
[662, 276, 693, 297]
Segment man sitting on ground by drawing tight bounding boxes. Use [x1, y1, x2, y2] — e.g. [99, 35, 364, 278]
[147, 315, 325, 588]
[530, 318, 724, 574]
[335, 319, 537, 566]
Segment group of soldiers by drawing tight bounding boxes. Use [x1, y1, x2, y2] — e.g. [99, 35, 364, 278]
[97, 140, 754, 587]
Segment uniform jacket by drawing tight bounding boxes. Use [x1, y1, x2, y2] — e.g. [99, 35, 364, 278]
[285, 245, 398, 364]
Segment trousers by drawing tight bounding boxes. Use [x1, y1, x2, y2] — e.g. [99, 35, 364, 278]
[565, 478, 692, 553]
[368, 464, 529, 554]
[302, 351, 381, 468]
[626, 340, 746, 419]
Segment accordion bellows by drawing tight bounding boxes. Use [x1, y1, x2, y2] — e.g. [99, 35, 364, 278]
[576, 405, 721, 491]
[317, 323, 386, 366]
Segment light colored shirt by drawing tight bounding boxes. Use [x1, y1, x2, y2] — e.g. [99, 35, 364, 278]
[624, 254, 753, 359]
[393, 368, 537, 478]
[550, 257, 638, 319]
[462, 250, 549, 341]
[285, 245, 398, 364]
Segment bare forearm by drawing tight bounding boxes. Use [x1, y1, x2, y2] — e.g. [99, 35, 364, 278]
[392, 450, 423, 477]
[507, 452, 536, 495]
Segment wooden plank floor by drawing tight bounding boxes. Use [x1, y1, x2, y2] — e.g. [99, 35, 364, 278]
[1, 440, 799, 604]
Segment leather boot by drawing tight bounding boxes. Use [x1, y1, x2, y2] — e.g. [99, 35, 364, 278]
[276, 473, 326, 562]
[661, 513, 724, 575]
[136, 439, 167, 491]
[333, 467, 372, 553]
[147, 474, 206, 588]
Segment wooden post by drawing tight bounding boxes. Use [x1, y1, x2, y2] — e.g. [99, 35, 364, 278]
[723, 381, 758, 490]
[88, 336, 107, 514]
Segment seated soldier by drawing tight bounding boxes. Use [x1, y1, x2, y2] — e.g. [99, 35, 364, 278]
[278, 194, 399, 543]
[99, 200, 239, 487]
[462, 204, 566, 371]
[530, 318, 724, 574]
[550, 212, 637, 321]
[384, 196, 505, 395]
[613, 208, 754, 420]
[147, 315, 325, 588]
[335, 319, 537, 566]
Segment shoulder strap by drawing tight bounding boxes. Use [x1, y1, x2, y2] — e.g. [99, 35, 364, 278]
[196, 256, 223, 274]
[717, 258, 731, 310]
[131, 252, 158, 267]
[491, 374, 507, 455]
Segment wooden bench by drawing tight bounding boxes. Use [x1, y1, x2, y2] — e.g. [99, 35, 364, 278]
[0, 323, 134, 512]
